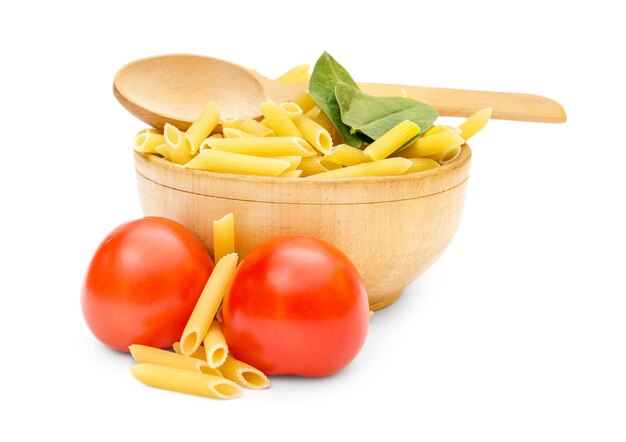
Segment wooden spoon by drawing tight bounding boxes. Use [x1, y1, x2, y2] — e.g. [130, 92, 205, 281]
[114, 54, 566, 130]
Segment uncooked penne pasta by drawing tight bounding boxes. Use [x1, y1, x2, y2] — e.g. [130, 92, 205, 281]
[422, 125, 462, 137]
[239, 118, 275, 137]
[179, 253, 238, 356]
[306, 107, 336, 136]
[164, 123, 193, 165]
[308, 157, 412, 179]
[134, 129, 165, 153]
[218, 356, 270, 390]
[324, 144, 369, 167]
[294, 114, 334, 155]
[129, 344, 221, 376]
[185, 150, 291, 177]
[184, 101, 220, 154]
[280, 169, 303, 177]
[131, 364, 242, 400]
[291, 91, 317, 113]
[279, 102, 303, 119]
[458, 107, 492, 141]
[427, 145, 463, 164]
[201, 137, 315, 157]
[153, 143, 172, 161]
[363, 120, 421, 161]
[259, 101, 303, 137]
[221, 116, 242, 129]
[271, 155, 302, 171]
[203, 321, 228, 368]
[173, 342, 205, 360]
[275, 63, 310, 84]
[213, 213, 235, 262]
[404, 158, 441, 173]
[299, 156, 341, 177]
[223, 127, 254, 138]
[398, 130, 464, 158]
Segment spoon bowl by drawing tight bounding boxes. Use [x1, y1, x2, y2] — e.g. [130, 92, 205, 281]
[114, 54, 566, 130]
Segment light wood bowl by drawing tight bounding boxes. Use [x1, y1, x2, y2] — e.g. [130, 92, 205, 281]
[134, 146, 471, 310]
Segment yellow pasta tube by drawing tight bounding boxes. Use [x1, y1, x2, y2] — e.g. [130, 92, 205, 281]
[324, 144, 369, 167]
[218, 356, 270, 390]
[129, 344, 221, 376]
[427, 145, 463, 164]
[240, 119, 275, 137]
[404, 158, 441, 173]
[203, 321, 229, 368]
[279, 102, 303, 119]
[223, 128, 254, 138]
[293, 114, 334, 155]
[398, 131, 465, 158]
[153, 143, 172, 161]
[308, 158, 412, 179]
[271, 155, 302, 171]
[299, 156, 340, 177]
[185, 150, 291, 177]
[306, 107, 336, 135]
[280, 169, 303, 177]
[201, 137, 315, 157]
[259, 102, 303, 137]
[179, 253, 238, 356]
[134, 129, 165, 153]
[363, 120, 421, 161]
[291, 91, 317, 114]
[173, 342, 205, 360]
[221, 116, 242, 129]
[213, 213, 235, 262]
[458, 107, 493, 141]
[275, 63, 310, 84]
[131, 364, 242, 400]
[164, 123, 193, 165]
[422, 125, 462, 137]
[183, 101, 220, 154]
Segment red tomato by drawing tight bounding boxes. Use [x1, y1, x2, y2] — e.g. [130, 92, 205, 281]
[81, 217, 214, 352]
[222, 235, 369, 377]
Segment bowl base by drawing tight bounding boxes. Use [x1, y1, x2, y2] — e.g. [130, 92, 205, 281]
[370, 289, 403, 311]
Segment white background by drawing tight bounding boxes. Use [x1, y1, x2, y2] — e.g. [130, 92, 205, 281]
[1, 1, 624, 441]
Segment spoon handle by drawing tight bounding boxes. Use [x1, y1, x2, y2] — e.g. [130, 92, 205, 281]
[358, 82, 566, 123]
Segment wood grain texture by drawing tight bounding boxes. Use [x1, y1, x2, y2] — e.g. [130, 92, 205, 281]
[134, 146, 472, 310]
[114, 54, 565, 131]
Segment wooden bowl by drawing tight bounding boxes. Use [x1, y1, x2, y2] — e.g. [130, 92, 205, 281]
[134, 146, 471, 310]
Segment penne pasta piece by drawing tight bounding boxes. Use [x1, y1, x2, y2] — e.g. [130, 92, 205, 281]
[324, 144, 370, 167]
[307, 158, 412, 179]
[270, 155, 302, 171]
[458, 107, 493, 141]
[299, 156, 340, 177]
[404, 158, 441, 173]
[279, 169, 303, 177]
[279, 102, 303, 119]
[134, 129, 165, 153]
[185, 150, 291, 177]
[427, 145, 463, 164]
[239, 118, 275, 137]
[221, 116, 242, 130]
[293, 114, 334, 155]
[275, 63, 310, 84]
[223, 127, 254, 138]
[203, 321, 229, 368]
[213, 213, 235, 262]
[422, 125, 462, 137]
[259, 102, 303, 137]
[363, 120, 421, 161]
[173, 342, 205, 360]
[179, 253, 238, 356]
[218, 356, 270, 390]
[153, 143, 172, 161]
[398, 131, 464, 158]
[131, 364, 242, 400]
[291, 91, 317, 113]
[129, 344, 221, 376]
[306, 107, 337, 136]
[183, 101, 220, 154]
[201, 137, 316, 157]
[164, 123, 193, 164]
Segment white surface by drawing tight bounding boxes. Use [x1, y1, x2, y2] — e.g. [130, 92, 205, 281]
[1, 1, 624, 441]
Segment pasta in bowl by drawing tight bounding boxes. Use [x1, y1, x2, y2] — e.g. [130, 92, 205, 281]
[134, 142, 471, 310]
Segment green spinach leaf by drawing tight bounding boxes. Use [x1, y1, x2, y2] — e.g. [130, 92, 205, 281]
[309, 52, 364, 147]
[335, 82, 438, 142]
